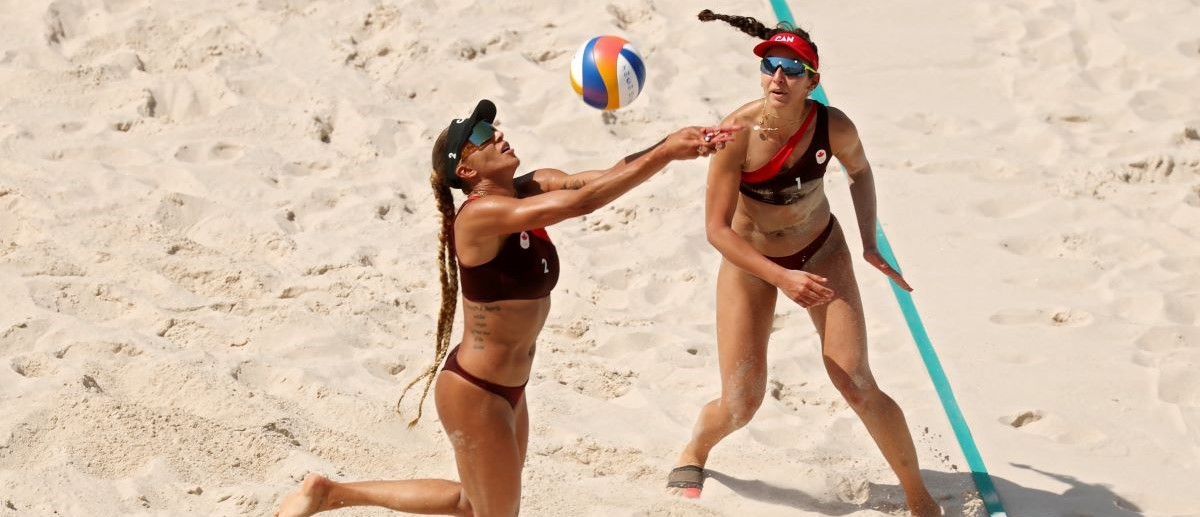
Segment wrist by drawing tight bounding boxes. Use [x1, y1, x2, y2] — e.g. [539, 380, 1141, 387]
[647, 144, 672, 163]
[764, 264, 789, 287]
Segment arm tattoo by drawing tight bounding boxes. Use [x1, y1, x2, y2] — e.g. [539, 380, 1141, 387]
[622, 137, 667, 164]
[562, 177, 587, 190]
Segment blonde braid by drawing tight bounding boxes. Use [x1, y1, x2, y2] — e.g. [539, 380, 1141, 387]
[397, 131, 460, 427]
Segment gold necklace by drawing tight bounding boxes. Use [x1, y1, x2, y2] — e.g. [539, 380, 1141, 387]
[753, 99, 809, 132]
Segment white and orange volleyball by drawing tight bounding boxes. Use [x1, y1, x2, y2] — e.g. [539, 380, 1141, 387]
[569, 35, 646, 111]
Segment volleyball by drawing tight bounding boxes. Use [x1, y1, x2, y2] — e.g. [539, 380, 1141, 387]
[569, 36, 646, 111]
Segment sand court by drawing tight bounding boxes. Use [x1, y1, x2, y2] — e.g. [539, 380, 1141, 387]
[2, 0, 1199, 515]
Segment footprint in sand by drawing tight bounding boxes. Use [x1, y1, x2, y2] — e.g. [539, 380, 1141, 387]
[147, 77, 237, 121]
[767, 378, 836, 414]
[42, 145, 157, 167]
[1160, 255, 1200, 275]
[361, 357, 406, 382]
[998, 232, 1097, 259]
[57, 121, 84, 133]
[1163, 293, 1199, 325]
[174, 142, 245, 163]
[158, 318, 242, 351]
[153, 192, 213, 232]
[1002, 410, 1043, 428]
[1153, 344, 1200, 407]
[591, 331, 663, 358]
[989, 307, 1094, 327]
[1130, 90, 1189, 123]
[606, 3, 654, 31]
[974, 194, 1049, 219]
[26, 281, 131, 323]
[43, 1, 84, 46]
[54, 340, 143, 360]
[0, 320, 52, 355]
[10, 354, 58, 378]
[1136, 326, 1200, 354]
[1002, 410, 1110, 449]
[535, 437, 651, 479]
[547, 358, 637, 400]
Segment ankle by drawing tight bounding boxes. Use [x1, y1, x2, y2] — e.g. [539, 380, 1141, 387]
[676, 447, 708, 468]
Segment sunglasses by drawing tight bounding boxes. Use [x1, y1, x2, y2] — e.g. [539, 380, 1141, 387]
[467, 120, 497, 147]
[760, 56, 818, 77]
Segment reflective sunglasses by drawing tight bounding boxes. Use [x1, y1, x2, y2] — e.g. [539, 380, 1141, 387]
[760, 56, 817, 77]
[467, 120, 497, 147]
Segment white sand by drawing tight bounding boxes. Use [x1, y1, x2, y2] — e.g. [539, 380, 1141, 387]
[1, 0, 1198, 515]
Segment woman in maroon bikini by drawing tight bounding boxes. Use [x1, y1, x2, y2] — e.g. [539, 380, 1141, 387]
[665, 10, 940, 517]
[275, 99, 739, 517]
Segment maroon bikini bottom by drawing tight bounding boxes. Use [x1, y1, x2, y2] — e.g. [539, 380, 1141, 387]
[442, 344, 526, 409]
[764, 215, 836, 270]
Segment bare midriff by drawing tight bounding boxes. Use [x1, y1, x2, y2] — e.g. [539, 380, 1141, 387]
[732, 181, 834, 258]
[455, 296, 551, 387]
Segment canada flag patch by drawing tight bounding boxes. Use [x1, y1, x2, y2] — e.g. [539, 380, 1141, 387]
[815, 149, 828, 165]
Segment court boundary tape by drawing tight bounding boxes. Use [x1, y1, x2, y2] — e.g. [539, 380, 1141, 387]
[765, 1, 1008, 514]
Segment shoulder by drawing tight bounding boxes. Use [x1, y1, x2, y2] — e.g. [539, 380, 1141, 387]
[727, 99, 763, 124]
[823, 105, 861, 149]
[713, 99, 765, 150]
[824, 105, 857, 134]
[457, 194, 518, 220]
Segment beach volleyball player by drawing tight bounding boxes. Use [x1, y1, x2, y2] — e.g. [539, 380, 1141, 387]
[274, 98, 740, 516]
[664, 10, 940, 517]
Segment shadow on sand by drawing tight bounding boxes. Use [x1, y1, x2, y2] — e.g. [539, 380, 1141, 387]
[705, 463, 1144, 516]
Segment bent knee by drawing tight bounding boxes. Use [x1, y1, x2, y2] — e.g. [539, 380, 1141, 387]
[826, 372, 878, 408]
[721, 393, 765, 427]
[833, 377, 890, 410]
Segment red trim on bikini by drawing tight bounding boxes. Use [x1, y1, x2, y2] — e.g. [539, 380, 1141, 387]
[741, 106, 818, 184]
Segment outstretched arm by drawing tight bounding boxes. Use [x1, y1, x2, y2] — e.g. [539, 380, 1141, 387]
[462, 125, 741, 238]
[829, 107, 912, 291]
[514, 137, 670, 196]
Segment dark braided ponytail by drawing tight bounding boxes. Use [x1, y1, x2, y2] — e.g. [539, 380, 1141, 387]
[697, 9, 818, 56]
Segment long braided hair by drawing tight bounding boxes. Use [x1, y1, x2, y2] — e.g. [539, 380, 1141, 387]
[396, 128, 463, 427]
[697, 9, 819, 54]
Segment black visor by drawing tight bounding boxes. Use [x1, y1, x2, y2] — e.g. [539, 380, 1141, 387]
[439, 99, 497, 189]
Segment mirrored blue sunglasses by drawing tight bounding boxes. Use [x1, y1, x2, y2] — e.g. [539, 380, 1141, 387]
[760, 56, 818, 77]
[467, 120, 497, 147]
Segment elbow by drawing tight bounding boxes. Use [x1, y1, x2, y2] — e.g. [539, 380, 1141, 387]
[566, 193, 602, 218]
[573, 197, 602, 217]
[705, 224, 727, 248]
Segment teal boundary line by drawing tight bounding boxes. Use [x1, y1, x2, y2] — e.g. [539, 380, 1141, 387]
[766, 1, 1007, 515]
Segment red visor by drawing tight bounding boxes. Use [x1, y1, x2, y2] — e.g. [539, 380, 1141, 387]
[753, 33, 819, 71]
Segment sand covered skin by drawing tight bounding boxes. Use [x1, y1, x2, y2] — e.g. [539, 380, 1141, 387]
[1, 0, 1198, 515]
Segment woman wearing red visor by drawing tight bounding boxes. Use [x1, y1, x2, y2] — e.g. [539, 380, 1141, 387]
[275, 99, 739, 517]
[666, 10, 939, 516]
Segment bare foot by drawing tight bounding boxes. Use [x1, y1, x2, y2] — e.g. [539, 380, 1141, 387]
[908, 491, 942, 517]
[275, 473, 332, 517]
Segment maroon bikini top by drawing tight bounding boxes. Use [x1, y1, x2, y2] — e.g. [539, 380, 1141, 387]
[455, 196, 560, 303]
